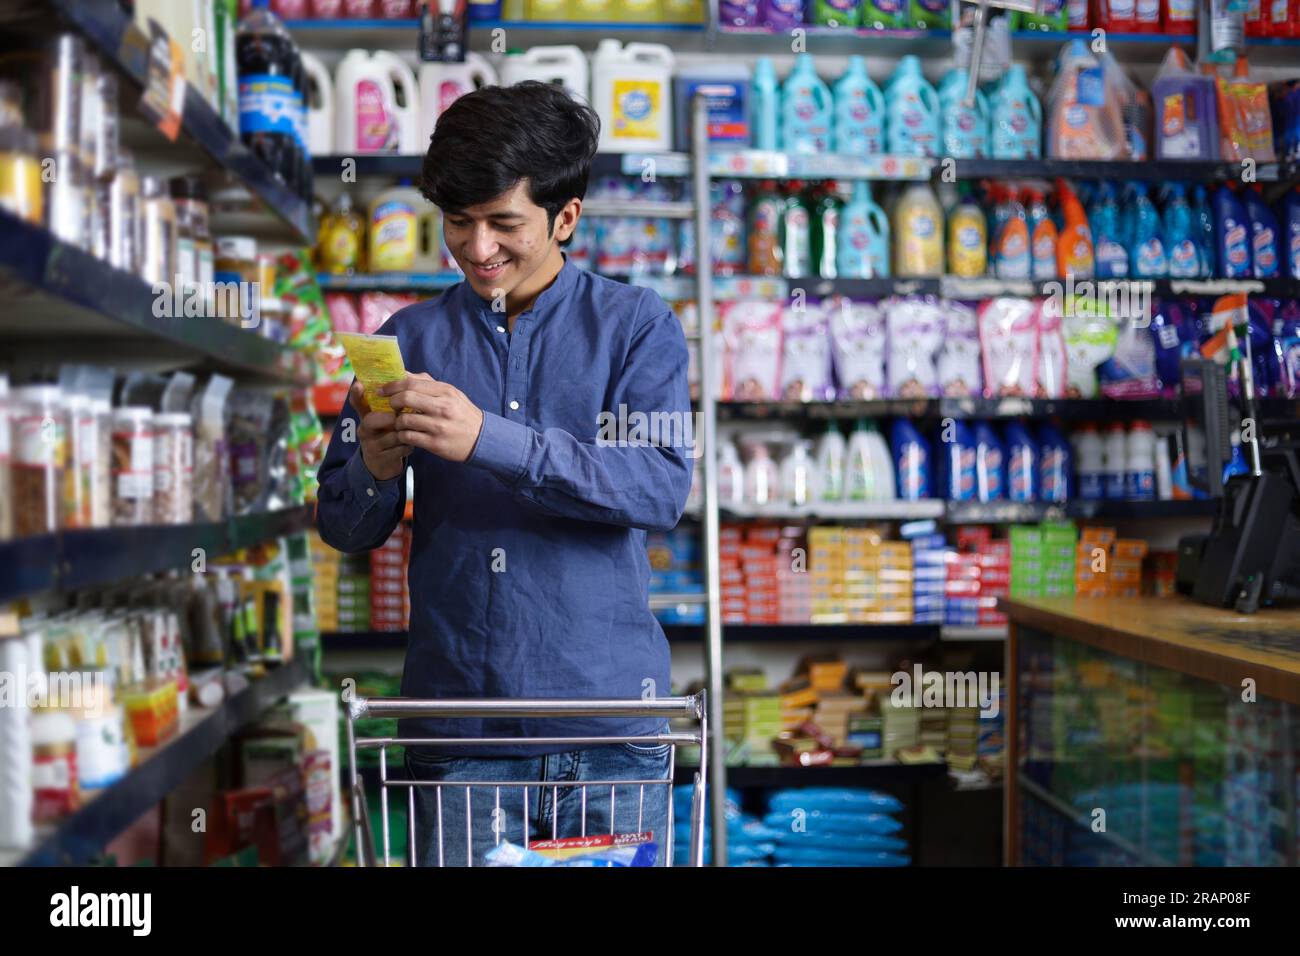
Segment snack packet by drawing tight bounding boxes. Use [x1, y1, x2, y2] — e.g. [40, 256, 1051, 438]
[723, 300, 783, 401]
[977, 297, 1039, 397]
[779, 301, 834, 401]
[937, 301, 982, 397]
[335, 332, 407, 413]
[828, 297, 886, 400]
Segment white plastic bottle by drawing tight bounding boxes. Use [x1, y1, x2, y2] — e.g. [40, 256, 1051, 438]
[1074, 424, 1105, 501]
[335, 49, 420, 155]
[418, 53, 497, 147]
[717, 440, 744, 508]
[1126, 420, 1157, 501]
[846, 420, 877, 502]
[591, 40, 675, 153]
[744, 442, 780, 506]
[300, 52, 334, 156]
[1102, 422, 1129, 500]
[815, 423, 846, 501]
[865, 422, 895, 500]
[499, 45, 590, 103]
[780, 441, 818, 507]
[1154, 425, 1173, 500]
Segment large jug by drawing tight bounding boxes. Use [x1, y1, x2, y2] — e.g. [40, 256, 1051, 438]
[418, 52, 498, 147]
[300, 51, 334, 157]
[335, 49, 420, 155]
[499, 45, 590, 103]
[591, 40, 675, 152]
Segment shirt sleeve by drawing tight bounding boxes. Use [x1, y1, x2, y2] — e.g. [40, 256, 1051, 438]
[466, 303, 694, 532]
[314, 381, 407, 553]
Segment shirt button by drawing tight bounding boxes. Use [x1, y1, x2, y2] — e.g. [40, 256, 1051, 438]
[366, 487, 375, 497]
[509, 400, 520, 411]
[496, 325, 505, 333]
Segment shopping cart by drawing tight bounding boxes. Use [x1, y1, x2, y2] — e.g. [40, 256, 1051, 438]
[345, 693, 709, 867]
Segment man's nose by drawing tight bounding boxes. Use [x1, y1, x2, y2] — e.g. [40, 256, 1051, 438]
[467, 224, 499, 262]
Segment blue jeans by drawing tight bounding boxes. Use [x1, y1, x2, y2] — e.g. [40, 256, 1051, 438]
[403, 731, 673, 867]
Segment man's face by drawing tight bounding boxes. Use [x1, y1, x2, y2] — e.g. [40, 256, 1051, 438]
[442, 180, 573, 301]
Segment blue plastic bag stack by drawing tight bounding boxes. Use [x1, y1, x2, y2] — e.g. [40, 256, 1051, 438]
[763, 788, 911, 867]
[671, 786, 781, 866]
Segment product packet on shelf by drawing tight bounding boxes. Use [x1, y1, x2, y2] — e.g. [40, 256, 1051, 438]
[1061, 306, 1117, 398]
[779, 300, 835, 401]
[978, 297, 1039, 397]
[192, 375, 234, 521]
[1035, 299, 1066, 398]
[829, 297, 887, 400]
[937, 301, 982, 397]
[1098, 310, 1160, 398]
[885, 296, 945, 398]
[358, 292, 418, 335]
[722, 300, 783, 401]
[1272, 299, 1300, 398]
[335, 332, 408, 414]
[1215, 59, 1275, 164]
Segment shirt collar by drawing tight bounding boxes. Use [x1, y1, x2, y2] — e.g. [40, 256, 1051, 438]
[463, 253, 577, 323]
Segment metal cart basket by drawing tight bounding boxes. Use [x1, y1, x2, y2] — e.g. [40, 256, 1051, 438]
[345, 693, 709, 867]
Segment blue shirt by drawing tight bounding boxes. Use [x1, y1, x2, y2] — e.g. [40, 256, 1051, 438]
[315, 258, 693, 755]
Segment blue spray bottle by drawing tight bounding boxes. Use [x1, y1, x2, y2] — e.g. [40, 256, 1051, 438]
[1285, 187, 1300, 280]
[1130, 181, 1168, 279]
[1213, 184, 1252, 279]
[1192, 184, 1216, 278]
[1163, 183, 1200, 278]
[1004, 422, 1038, 502]
[1090, 181, 1129, 279]
[1243, 184, 1280, 279]
[752, 57, 780, 152]
[973, 421, 1005, 502]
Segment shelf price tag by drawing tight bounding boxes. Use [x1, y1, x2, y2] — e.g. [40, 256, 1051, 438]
[136, 20, 185, 142]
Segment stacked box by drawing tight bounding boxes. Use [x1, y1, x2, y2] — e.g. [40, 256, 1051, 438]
[647, 526, 705, 625]
[947, 707, 980, 771]
[743, 526, 781, 624]
[809, 527, 847, 624]
[814, 692, 868, 746]
[775, 527, 811, 623]
[718, 525, 744, 624]
[1040, 522, 1078, 597]
[1009, 526, 1043, 598]
[879, 694, 920, 757]
[847, 712, 883, 757]
[944, 548, 982, 626]
[370, 525, 410, 631]
[844, 532, 914, 624]
[920, 707, 948, 752]
[1147, 550, 1179, 597]
[977, 540, 1010, 626]
[310, 536, 340, 633]
[1075, 526, 1117, 597]
[311, 534, 374, 633]
[909, 532, 947, 625]
[1110, 538, 1148, 599]
[724, 692, 783, 754]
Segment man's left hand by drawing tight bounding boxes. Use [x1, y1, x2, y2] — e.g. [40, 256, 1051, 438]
[378, 373, 485, 464]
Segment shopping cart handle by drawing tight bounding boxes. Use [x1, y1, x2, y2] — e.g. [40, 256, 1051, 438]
[348, 694, 705, 721]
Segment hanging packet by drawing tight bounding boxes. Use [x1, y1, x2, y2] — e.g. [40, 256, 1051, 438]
[977, 297, 1039, 397]
[780, 301, 835, 401]
[1215, 58, 1275, 163]
[885, 296, 945, 398]
[1035, 298, 1067, 398]
[936, 301, 983, 397]
[828, 297, 887, 399]
[723, 299, 784, 400]
[1062, 307, 1117, 397]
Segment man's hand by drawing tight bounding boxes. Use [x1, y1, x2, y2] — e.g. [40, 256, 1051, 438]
[379, 373, 485, 464]
[351, 381, 413, 482]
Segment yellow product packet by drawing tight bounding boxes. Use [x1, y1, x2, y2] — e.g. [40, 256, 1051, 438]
[335, 332, 407, 413]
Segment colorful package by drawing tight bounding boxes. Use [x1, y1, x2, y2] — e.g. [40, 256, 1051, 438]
[723, 300, 783, 401]
[1149, 299, 1196, 396]
[1035, 298, 1066, 398]
[1216, 59, 1275, 163]
[828, 297, 887, 399]
[358, 292, 418, 334]
[1098, 313, 1161, 399]
[1062, 307, 1117, 398]
[779, 301, 835, 401]
[885, 296, 945, 398]
[978, 297, 1039, 397]
[325, 292, 361, 334]
[936, 301, 982, 397]
[1272, 299, 1300, 398]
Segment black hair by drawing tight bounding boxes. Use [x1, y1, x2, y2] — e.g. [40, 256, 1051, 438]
[420, 81, 600, 246]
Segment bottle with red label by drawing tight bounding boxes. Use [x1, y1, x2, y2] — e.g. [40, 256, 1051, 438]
[1267, 0, 1295, 35]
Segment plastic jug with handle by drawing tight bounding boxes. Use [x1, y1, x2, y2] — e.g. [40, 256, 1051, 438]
[832, 56, 884, 156]
[499, 45, 589, 103]
[300, 51, 334, 156]
[837, 180, 890, 278]
[884, 55, 939, 157]
[780, 55, 832, 154]
[990, 64, 1041, 160]
[335, 49, 420, 155]
[938, 68, 988, 158]
[418, 52, 497, 147]
[592, 40, 675, 152]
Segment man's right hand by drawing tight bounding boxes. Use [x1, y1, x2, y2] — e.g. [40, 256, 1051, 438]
[352, 381, 413, 482]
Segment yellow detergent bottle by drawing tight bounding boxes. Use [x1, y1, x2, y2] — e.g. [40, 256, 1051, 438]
[947, 189, 987, 277]
[893, 182, 944, 277]
[368, 180, 439, 273]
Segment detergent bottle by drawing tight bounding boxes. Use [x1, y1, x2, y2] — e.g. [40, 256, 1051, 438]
[748, 180, 784, 275]
[813, 0, 862, 27]
[993, 187, 1031, 279]
[938, 69, 988, 159]
[990, 64, 1042, 160]
[780, 55, 833, 154]
[1025, 187, 1057, 279]
[892, 418, 931, 500]
[1285, 188, 1300, 279]
[938, 419, 977, 501]
[781, 182, 813, 278]
[812, 182, 842, 279]
[1055, 178, 1095, 278]
[591, 41, 675, 153]
[368, 180, 439, 272]
[1244, 184, 1281, 278]
[861, 0, 906, 29]
[1214, 184, 1252, 279]
[885, 55, 939, 157]
[334, 49, 420, 155]
[947, 187, 988, 277]
[816, 422, 847, 501]
[1090, 181, 1129, 279]
[500, 45, 590, 102]
[300, 51, 334, 157]
[1163, 183, 1200, 278]
[767, 0, 810, 30]
[1151, 48, 1218, 160]
[417, 53, 497, 148]
[837, 180, 890, 278]
[909, 0, 951, 29]
[973, 421, 1006, 502]
[752, 56, 780, 151]
[832, 56, 884, 156]
[893, 181, 944, 277]
[1131, 181, 1168, 278]
[1192, 184, 1216, 277]
[1005, 422, 1038, 502]
[1037, 423, 1071, 504]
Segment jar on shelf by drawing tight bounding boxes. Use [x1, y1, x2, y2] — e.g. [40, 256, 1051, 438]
[152, 412, 193, 525]
[170, 175, 213, 314]
[0, 126, 44, 226]
[0, 379, 11, 541]
[11, 384, 68, 536]
[139, 175, 176, 287]
[110, 406, 155, 527]
[31, 705, 77, 822]
[214, 235, 257, 327]
[68, 395, 111, 528]
[105, 147, 140, 274]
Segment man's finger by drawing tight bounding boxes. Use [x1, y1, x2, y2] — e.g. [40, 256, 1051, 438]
[367, 430, 409, 452]
[383, 389, 446, 418]
[362, 410, 397, 432]
[395, 412, 444, 436]
[379, 375, 453, 399]
[350, 380, 372, 416]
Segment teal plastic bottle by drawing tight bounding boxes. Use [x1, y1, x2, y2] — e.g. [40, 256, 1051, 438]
[1090, 181, 1129, 279]
[884, 55, 939, 157]
[836, 180, 891, 278]
[1192, 184, 1216, 278]
[1163, 184, 1199, 278]
[1130, 181, 1168, 279]
[938, 69, 988, 158]
[752, 56, 779, 151]
[780, 55, 833, 154]
[989, 64, 1042, 160]
[832, 56, 884, 156]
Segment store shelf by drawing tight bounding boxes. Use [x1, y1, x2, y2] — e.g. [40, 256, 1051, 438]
[33, 0, 312, 242]
[945, 498, 1219, 524]
[321, 630, 408, 651]
[674, 760, 948, 787]
[948, 157, 1285, 182]
[941, 625, 1008, 642]
[663, 623, 941, 642]
[721, 500, 946, 521]
[1017, 773, 1172, 866]
[6, 656, 310, 867]
[0, 505, 315, 602]
[316, 271, 462, 292]
[0, 211, 313, 386]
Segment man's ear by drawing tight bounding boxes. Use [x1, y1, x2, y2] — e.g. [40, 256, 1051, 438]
[553, 198, 581, 242]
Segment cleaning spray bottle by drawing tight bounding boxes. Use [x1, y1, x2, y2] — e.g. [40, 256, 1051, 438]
[1090, 181, 1129, 279]
[993, 186, 1031, 279]
[1055, 179, 1095, 278]
[1243, 183, 1280, 278]
[1164, 183, 1200, 278]
[1131, 180, 1169, 278]
[1192, 184, 1217, 277]
[1026, 186, 1058, 279]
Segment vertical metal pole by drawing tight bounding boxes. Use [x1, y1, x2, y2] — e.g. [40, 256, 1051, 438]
[693, 91, 728, 868]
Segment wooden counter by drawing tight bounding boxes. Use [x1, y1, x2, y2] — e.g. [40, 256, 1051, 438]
[998, 594, 1300, 866]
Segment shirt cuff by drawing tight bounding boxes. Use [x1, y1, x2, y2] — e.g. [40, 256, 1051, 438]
[345, 450, 403, 511]
[468, 411, 531, 486]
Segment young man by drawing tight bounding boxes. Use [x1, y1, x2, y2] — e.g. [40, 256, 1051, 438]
[315, 82, 693, 866]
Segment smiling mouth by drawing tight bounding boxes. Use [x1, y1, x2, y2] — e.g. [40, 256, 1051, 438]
[470, 258, 509, 277]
